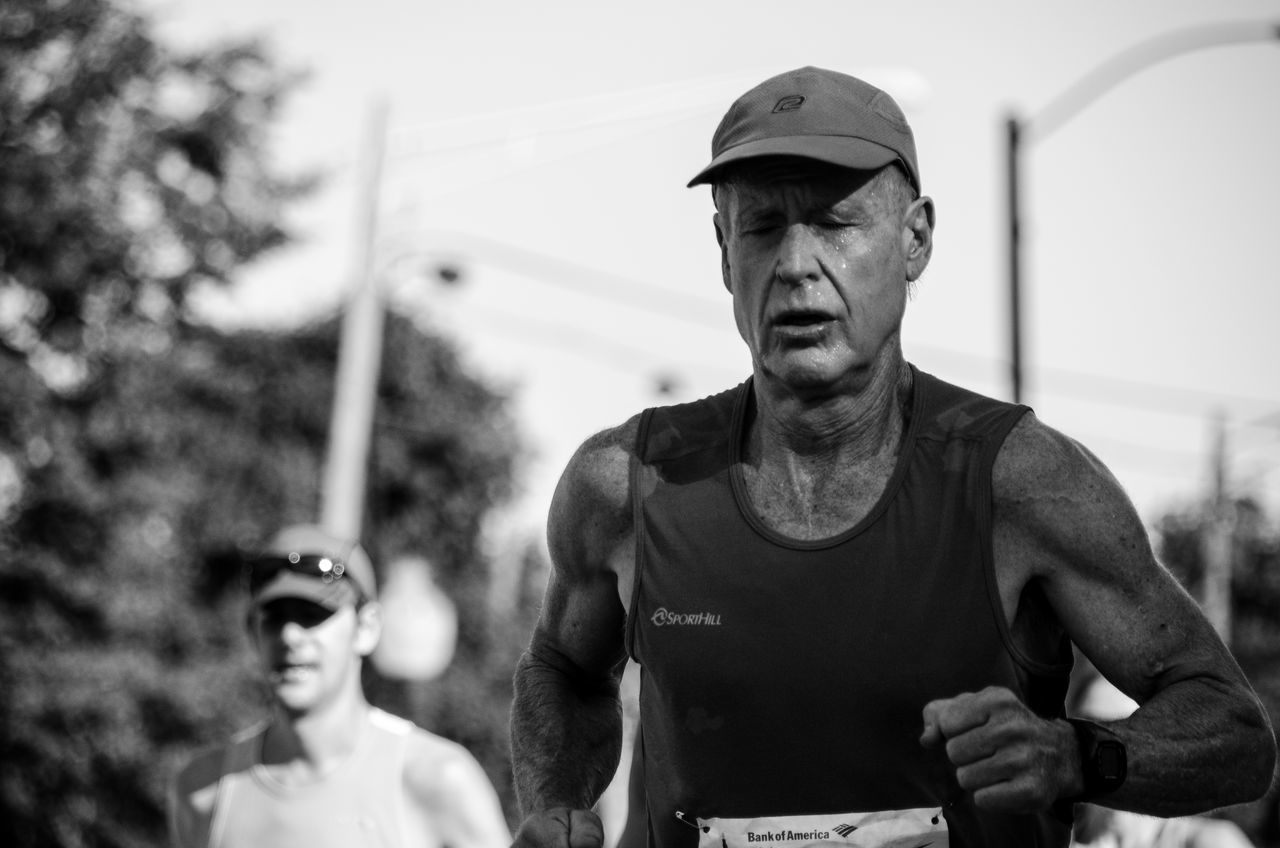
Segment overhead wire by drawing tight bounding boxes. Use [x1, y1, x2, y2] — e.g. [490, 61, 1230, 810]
[379, 237, 1280, 425]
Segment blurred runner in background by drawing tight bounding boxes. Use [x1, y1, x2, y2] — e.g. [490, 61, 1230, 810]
[169, 524, 510, 848]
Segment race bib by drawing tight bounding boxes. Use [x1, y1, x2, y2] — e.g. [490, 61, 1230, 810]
[683, 809, 948, 848]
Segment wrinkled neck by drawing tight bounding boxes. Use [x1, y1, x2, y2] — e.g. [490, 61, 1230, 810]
[748, 356, 912, 469]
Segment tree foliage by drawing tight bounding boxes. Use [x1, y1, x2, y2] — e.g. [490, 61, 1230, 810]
[0, 2, 533, 845]
[0, 0, 310, 388]
[1, 309, 526, 847]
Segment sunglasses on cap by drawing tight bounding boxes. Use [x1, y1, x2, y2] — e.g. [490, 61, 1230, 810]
[245, 550, 359, 596]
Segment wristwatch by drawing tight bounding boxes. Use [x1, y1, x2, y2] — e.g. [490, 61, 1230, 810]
[1068, 718, 1127, 800]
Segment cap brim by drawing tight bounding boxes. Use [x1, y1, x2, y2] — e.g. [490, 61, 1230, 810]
[687, 135, 903, 188]
[251, 571, 360, 610]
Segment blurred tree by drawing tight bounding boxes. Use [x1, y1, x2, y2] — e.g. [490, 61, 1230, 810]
[1154, 500, 1280, 847]
[0, 3, 310, 842]
[0, 0, 310, 388]
[0, 1, 530, 844]
[0, 311, 525, 847]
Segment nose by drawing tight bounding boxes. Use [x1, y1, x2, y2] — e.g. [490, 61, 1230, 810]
[279, 620, 309, 645]
[774, 223, 822, 286]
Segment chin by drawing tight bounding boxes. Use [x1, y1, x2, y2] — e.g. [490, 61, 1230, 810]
[761, 352, 849, 390]
[271, 686, 321, 715]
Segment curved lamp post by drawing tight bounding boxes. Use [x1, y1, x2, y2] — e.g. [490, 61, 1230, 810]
[1005, 20, 1280, 404]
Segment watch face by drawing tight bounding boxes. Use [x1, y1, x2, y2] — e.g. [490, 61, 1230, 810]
[1096, 741, 1126, 781]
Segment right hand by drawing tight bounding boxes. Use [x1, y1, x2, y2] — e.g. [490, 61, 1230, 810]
[512, 808, 605, 848]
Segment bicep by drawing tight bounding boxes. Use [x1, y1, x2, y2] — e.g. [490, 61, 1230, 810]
[994, 415, 1233, 703]
[530, 426, 635, 678]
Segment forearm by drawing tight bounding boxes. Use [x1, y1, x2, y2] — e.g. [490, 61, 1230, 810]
[510, 645, 624, 817]
[1090, 678, 1275, 816]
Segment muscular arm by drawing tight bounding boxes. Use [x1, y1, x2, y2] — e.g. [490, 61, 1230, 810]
[992, 413, 1274, 814]
[510, 422, 636, 823]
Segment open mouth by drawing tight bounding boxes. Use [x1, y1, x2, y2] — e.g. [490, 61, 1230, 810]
[773, 310, 832, 334]
[270, 663, 318, 683]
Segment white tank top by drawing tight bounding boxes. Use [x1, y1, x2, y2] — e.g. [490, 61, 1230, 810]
[208, 708, 413, 848]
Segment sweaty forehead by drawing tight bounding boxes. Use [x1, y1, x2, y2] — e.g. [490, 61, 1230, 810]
[720, 160, 883, 216]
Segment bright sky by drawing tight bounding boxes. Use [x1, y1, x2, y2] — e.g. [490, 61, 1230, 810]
[142, 0, 1280, 539]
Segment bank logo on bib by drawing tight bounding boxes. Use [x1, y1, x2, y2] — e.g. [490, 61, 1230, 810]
[690, 810, 947, 848]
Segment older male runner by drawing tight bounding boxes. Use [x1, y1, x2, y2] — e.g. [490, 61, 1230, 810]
[508, 66, 1275, 848]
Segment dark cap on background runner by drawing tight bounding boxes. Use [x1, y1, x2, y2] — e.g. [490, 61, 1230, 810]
[246, 524, 378, 610]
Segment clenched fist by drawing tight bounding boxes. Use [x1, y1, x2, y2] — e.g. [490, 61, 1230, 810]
[920, 686, 1081, 811]
[512, 808, 605, 848]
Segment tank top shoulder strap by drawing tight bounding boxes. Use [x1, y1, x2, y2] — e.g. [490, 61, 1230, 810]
[366, 707, 414, 847]
[360, 707, 412, 794]
[629, 381, 748, 656]
[635, 381, 747, 464]
[911, 366, 1031, 448]
[367, 706, 413, 739]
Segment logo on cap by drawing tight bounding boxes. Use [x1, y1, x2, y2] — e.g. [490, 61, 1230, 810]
[772, 95, 805, 113]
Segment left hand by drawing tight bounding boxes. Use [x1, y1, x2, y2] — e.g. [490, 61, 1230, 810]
[920, 686, 1080, 812]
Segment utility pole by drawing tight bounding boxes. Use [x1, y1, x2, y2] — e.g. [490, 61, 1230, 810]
[1201, 410, 1233, 644]
[1005, 115, 1023, 404]
[322, 99, 390, 542]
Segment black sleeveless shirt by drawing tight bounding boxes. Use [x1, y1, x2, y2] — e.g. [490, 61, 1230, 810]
[626, 366, 1074, 848]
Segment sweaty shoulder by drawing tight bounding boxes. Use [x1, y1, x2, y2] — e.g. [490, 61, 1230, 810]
[991, 410, 1148, 584]
[993, 411, 1127, 516]
[401, 726, 510, 848]
[400, 725, 482, 802]
[546, 414, 642, 580]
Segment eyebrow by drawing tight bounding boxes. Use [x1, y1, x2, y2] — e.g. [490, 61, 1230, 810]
[732, 189, 874, 225]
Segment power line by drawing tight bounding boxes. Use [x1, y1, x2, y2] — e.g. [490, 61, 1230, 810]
[388, 300, 1280, 514]
[398, 298, 744, 387]
[377, 230, 732, 331]
[373, 234, 1280, 426]
[1031, 365, 1280, 422]
[387, 101, 709, 162]
[385, 106, 710, 204]
[384, 66, 929, 157]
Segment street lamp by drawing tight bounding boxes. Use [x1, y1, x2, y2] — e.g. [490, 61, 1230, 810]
[1005, 21, 1280, 404]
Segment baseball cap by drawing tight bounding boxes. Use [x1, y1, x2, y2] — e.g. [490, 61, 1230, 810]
[687, 66, 921, 193]
[246, 524, 378, 610]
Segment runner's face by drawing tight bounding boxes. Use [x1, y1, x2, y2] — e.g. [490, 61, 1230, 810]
[716, 162, 917, 395]
[251, 598, 361, 715]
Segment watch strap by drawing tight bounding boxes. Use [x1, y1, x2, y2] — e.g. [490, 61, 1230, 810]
[1066, 717, 1128, 802]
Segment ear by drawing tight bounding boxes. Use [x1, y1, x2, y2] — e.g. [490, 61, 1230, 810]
[714, 212, 732, 293]
[903, 195, 936, 283]
[353, 602, 382, 657]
